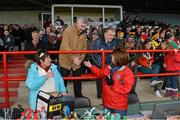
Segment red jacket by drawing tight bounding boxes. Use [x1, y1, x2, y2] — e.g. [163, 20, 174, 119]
[90, 65, 134, 110]
[138, 53, 154, 68]
[164, 52, 180, 71]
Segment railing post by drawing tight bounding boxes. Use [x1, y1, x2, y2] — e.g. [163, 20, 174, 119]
[102, 50, 105, 69]
[3, 53, 9, 108]
[101, 50, 105, 105]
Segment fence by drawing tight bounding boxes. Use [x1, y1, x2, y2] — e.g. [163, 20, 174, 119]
[0, 49, 180, 107]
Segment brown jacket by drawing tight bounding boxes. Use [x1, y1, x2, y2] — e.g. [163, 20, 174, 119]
[59, 25, 87, 71]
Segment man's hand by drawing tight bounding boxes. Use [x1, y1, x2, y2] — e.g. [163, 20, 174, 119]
[62, 92, 68, 96]
[46, 72, 54, 79]
[73, 57, 82, 66]
[84, 61, 92, 68]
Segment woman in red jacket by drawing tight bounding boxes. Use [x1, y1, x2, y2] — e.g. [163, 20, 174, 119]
[84, 48, 134, 117]
[163, 32, 180, 97]
[137, 39, 162, 97]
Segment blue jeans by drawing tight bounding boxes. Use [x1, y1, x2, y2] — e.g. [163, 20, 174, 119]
[165, 75, 178, 90]
[105, 107, 127, 118]
[138, 64, 160, 82]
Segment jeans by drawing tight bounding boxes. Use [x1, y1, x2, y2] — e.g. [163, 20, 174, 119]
[165, 75, 178, 90]
[138, 64, 160, 82]
[96, 79, 102, 97]
[138, 64, 160, 91]
[105, 107, 127, 118]
[60, 67, 83, 97]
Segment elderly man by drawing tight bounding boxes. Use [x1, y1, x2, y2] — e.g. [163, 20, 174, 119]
[91, 27, 118, 98]
[59, 17, 87, 97]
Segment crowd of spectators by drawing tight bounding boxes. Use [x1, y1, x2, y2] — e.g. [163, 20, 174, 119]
[0, 15, 180, 98]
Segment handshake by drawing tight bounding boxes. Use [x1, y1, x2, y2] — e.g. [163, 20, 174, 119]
[83, 61, 92, 68]
[73, 57, 83, 66]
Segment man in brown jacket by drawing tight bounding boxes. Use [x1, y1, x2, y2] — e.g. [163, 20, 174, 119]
[59, 17, 87, 97]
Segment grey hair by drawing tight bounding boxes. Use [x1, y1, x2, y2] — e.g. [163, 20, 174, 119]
[76, 17, 87, 24]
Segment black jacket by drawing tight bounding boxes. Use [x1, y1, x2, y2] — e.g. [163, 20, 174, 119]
[24, 40, 44, 61]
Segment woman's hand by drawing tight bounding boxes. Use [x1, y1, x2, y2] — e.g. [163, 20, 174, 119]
[163, 63, 167, 68]
[130, 61, 136, 67]
[46, 72, 54, 79]
[174, 49, 178, 53]
[84, 61, 92, 68]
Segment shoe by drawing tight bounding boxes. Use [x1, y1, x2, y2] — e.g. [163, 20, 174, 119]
[164, 90, 171, 97]
[97, 94, 102, 99]
[75, 93, 84, 97]
[170, 90, 177, 98]
[150, 80, 162, 86]
[154, 91, 162, 97]
[161, 89, 166, 94]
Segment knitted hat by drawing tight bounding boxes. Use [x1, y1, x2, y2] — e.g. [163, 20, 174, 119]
[143, 38, 152, 45]
[129, 32, 135, 36]
[126, 37, 135, 44]
[48, 33, 57, 42]
[165, 32, 173, 39]
[152, 32, 159, 40]
[91, 32, 99, 36]
[140, 34, 148, 40]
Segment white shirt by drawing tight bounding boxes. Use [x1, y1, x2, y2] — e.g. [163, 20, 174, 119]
[38, 66, 56, 92]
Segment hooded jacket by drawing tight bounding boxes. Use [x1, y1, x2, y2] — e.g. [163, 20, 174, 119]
[25, 63, 66, 111]
[90, 65, 134, 110]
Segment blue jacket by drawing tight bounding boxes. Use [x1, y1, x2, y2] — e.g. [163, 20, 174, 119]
[91, 36, 118, 67]
[25, 63, 66, 111]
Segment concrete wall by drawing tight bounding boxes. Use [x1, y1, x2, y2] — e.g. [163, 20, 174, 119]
[0, 11, 45, 28]
[1, 10, 180, 28]
[0, 9, 119, 27]
[127, 12, 180, 25]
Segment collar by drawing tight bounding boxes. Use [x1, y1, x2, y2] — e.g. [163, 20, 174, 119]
[72, 25, 81, 36]
[110, 65, 126, 75]
[38, 63, 51, 72]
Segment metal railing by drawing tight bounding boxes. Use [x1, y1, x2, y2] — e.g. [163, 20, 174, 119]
[0, 49, 180, 107]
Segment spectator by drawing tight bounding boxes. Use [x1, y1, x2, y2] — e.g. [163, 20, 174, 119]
[0, 24, 4, 38]
[163, 32, 180, 97]
[134, 26, 142, 42]
[29, 23, 37, 33]
[91, 27, 118, 98]
[116, 29, 125, 49]
[55, 16, 64, 26]
[12, 24, 23, 50]
[47, 33, 60, 65]
[124, 25, 131, 38]
[42, 26, 51, 49]
[25, 50, 67, 111]
[59, 17, 87, 97]
[84, 48, 134, 118]
[87, 32, 99, 50]
[43, 17, 51, 29]
[39, 29, 44, 41]
[137, 39, 162, 97]
[24, 31, 44, 69]
[0, 37, 4, 51]
[125, 37, 139, 93]
[151, 32, 160, 49]
[154, 40, 168, 94]
[3, 30, 15, 52]
[51, 26, 57, 34]
[22, 24, 31, 44]
[97, 25, 103, 36]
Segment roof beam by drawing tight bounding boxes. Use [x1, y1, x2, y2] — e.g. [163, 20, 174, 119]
[27, 0, 51, 8]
